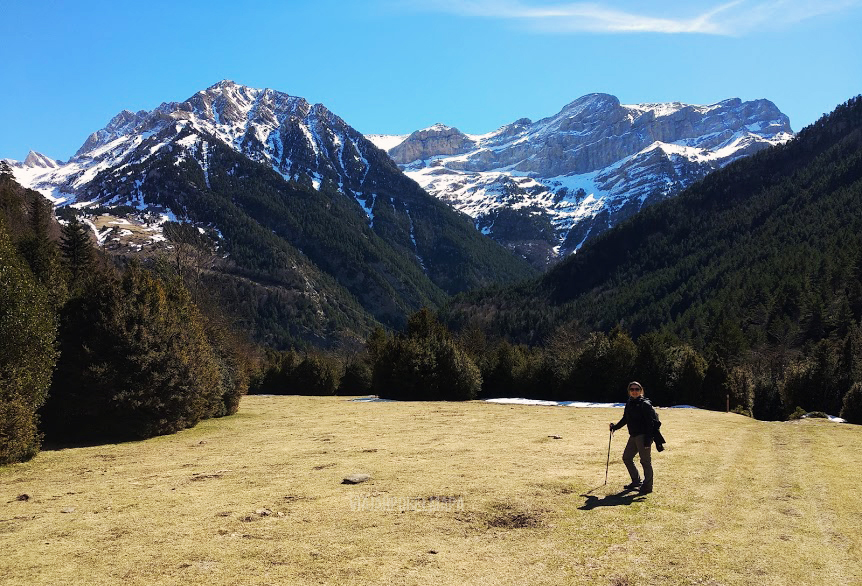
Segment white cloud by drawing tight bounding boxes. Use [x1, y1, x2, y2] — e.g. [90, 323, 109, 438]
[406, 0, 862, 36]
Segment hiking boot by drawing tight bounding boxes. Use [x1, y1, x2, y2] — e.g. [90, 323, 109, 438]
[638, 486, 653, 495]
[623, 481, 642, 491]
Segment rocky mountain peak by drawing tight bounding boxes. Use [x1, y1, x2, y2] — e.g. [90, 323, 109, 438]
[559, 93, 621, 116]
[207, 79, 239, 91]
[13, 80, 398, 210]
[23, 151, 60, 169]
[389, 124, 476, 165]
[73, 109, 150, 158]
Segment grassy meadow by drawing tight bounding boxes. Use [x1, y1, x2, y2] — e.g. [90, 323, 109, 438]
[1, 395, 861, 585]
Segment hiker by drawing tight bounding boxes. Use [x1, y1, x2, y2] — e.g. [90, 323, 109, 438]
[609, 381, 662, 495]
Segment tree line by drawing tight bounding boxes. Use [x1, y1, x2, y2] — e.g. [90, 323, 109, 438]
[250, 303, 862, 426]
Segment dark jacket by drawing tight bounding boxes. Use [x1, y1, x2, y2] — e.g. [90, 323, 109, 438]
[613, 396, 664, 450]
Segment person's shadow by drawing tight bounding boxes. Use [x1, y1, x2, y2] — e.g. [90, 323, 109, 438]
[578, 488, 646, 510]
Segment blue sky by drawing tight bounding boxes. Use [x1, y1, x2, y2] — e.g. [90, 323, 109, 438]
[1, 0, 860, 161]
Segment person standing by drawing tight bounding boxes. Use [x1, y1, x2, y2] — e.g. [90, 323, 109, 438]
[610, 381, 660, 494]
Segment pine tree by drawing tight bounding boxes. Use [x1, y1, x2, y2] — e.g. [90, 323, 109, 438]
[840, 382, 862, 424]
[21, 197, 67, 304]
[59, 216, 94, 293]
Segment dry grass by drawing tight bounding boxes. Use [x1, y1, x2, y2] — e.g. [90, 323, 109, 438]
[2, 396, 861, 585]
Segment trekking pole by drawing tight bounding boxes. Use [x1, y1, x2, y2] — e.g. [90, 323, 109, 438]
[604, 427, 613, 485]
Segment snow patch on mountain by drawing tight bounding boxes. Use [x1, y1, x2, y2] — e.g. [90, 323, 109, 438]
[366, 134, 408, 152]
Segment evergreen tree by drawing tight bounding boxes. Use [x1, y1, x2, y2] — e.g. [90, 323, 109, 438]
[840, 382, 862, 424]
[664, 344, 707, 406]
[59, 216, 94, 293]
[0, 223, 57, 463]
[43, 265, 223, 441]
[608, 327, 638, 400]
[482, 340, 528, 398]
[339, 360, 373, 395]
[20, 197, 67, 303]
[567, 328, 637, 402]
[293, 353, 340, 395]
[752, 376, 785, 421]
[249, 350, 302, 394]
[373, 309, 481, 401]
[634, 331, 675, 405]
[569, 332, 612, 401]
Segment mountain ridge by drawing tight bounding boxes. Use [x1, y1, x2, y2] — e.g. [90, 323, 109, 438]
[368, 93, 793, 267]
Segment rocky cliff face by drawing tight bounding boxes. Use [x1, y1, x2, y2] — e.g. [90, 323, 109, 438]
[370, 93, 793, 267]
[389, 124, 476, 164]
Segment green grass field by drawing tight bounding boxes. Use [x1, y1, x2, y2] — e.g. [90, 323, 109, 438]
[2, 396, 860, 585]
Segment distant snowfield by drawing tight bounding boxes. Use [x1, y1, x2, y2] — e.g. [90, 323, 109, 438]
[485, 398, 705, 409]
[350, 396, 847, 421]
[803, 414, 847, 423]
[486, 398, 626, 408]
[353, 396, 667, 409]
[487, 399, 846, 422]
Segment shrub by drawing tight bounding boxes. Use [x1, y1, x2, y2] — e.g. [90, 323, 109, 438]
[730, 405, 752, 417]
[804, 411, 829, 419]
[788, 406, 808, 420]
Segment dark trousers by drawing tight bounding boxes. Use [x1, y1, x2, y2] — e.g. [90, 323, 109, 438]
[622, 434, 653, 489]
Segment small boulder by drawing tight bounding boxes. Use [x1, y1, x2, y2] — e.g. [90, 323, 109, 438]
[342, 474, 371, 485]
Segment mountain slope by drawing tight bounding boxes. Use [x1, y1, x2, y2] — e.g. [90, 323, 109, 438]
[4, 82, 536, 346]
[444, 96, 862, 352]
[370, 94, 793, 267]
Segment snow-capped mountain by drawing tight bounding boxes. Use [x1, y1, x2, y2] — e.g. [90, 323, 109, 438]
[2, 81, 536, 345]
[368, 93, 793, 266]
[8, 80, 389, 209]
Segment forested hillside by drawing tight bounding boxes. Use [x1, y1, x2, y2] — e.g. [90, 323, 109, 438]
[6, 82, 537, 349]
